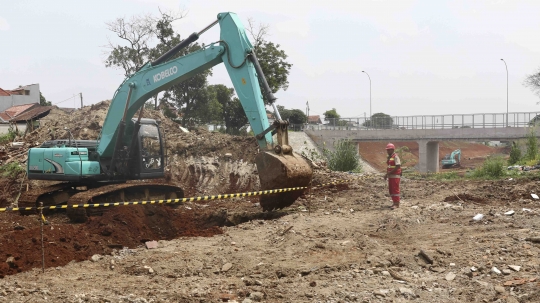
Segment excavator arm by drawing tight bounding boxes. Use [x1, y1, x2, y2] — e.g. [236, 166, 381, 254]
[98, 12, 273, 158]
[96, 12, 312, 210]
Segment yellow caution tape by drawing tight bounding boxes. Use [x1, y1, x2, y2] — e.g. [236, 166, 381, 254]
[0, 175, 372, 212]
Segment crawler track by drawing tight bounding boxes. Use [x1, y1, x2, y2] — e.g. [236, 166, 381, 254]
[66, 183, 184, 223]
[18, 183, 76, 215]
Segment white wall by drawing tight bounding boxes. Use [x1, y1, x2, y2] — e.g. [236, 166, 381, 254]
[0, 84, 40, 112]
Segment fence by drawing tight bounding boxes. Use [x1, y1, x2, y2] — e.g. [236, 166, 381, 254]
[297, 112, 540, 131]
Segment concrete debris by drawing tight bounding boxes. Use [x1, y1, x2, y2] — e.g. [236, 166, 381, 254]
[491, 267, 501, 275]
[472, 214, 484, 221]
[445, 272, 456, 281]
[508, 265, 521, 272]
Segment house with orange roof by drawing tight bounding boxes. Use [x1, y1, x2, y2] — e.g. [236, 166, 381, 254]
[0, 83, 40, 112]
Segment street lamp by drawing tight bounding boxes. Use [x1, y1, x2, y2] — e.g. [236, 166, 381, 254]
[500, 59, 508, 127]
[361, 70, 372, 124]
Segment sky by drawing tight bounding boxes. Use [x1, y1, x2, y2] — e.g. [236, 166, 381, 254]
[1, 0, 540, 119]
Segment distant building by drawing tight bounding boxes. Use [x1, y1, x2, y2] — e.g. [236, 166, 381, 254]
[0, 84, 40, 112]
[0, 103, 53, 135]
[308, 115, 322, 124]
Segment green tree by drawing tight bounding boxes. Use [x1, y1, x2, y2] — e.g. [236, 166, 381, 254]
[247, 19, 292, 105]
[524, 67, 540, 102]
[39, 92, 51, 106]
[276, 105, 292, 121]
[323, 108, 340, 121]
[288, 109, 307, 124]
[363, 112, 393, 129]
[208, 84, 247, 134]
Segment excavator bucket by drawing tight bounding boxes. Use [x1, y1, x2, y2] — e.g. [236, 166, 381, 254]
[255, 151, 313, 211]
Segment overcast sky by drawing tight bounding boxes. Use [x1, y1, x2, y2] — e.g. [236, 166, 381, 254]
[1, 0, 540, 118]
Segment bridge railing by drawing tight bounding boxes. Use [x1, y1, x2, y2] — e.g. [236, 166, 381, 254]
[296, 112, 540, 131]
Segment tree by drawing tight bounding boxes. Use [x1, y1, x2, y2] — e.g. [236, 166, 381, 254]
[363, 112, 394, 129]
[207, 84, 247, 134]
[323, 108, 340, 121]
[39, 92, 51, 106]
[524, 67, 540, 102]
[247, 19, 292, 105]
[276, 106, 306, 124]
[288, 109, 307, 124]
[104, 13, 156, 77]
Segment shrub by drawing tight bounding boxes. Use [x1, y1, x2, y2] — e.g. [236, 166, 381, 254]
[525, 129, 538, 161]
[0, 126, 19, 145]
[472, 156, 506, 179]
[508, 142, 521, 165]
[322, 139, 362, 172]
[0, 161, 24, 178]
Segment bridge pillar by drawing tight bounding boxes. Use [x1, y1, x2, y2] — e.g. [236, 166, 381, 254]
[418, 140, 439, 173]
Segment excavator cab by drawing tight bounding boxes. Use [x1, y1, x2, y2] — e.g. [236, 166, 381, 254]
[126, 118, 166, 179]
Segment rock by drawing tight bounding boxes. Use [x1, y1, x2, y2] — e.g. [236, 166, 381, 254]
[222, 263, 233, 272]
[90, 254, 101, 262]
[5, 256, 15, 264]
[143, 265, 154, 274]
[445, 272, 456, 281]
[492, 267, 501, 275]
[449, 263, 456, 267]
[242, 299, 253, 303]
[225, 153, 232, 158]
[399, 287, 415, 296]
[508, 265, 521, 272]
[475, 280, 490, 288]
[494, 286, 505, 293]
[381, 271, 390, 276]
[249, 291, 264, 301]
[502, 269, 512, 275]
[145, 240, 158, 249]
[374, 289, 389, 297]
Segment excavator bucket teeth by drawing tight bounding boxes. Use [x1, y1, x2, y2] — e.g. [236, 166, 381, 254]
[255, 151, 313, 211]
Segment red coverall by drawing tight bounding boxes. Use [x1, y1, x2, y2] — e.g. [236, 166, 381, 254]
[386, 152, 402, 205]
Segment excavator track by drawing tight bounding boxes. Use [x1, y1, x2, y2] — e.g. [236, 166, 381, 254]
[66, 182, 184, 223]
[18, 183, 77, 215]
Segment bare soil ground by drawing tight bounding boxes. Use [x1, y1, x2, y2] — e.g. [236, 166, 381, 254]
[1, 103, 539, 303]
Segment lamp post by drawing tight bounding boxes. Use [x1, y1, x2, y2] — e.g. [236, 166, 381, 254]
[500, 59, 508, 127]
[362, 71, 372, 125]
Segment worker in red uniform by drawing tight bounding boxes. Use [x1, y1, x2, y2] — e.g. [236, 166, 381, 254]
[383, 143, 401, 209]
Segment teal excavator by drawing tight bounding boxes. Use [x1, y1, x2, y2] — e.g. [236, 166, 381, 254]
[21, 12, 313, 222]
[441, 149, 461, 169]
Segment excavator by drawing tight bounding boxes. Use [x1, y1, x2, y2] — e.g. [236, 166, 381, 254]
[441, 149, 461, 169]
[20, 12, 313, 222]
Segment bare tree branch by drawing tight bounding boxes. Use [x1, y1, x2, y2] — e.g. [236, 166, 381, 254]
[246, 17, 269, 49]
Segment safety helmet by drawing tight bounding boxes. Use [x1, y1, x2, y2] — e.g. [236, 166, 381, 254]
[386, 143, 395, 150]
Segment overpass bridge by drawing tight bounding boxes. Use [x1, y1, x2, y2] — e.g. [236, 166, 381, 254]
[302, 111, 540, 173]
